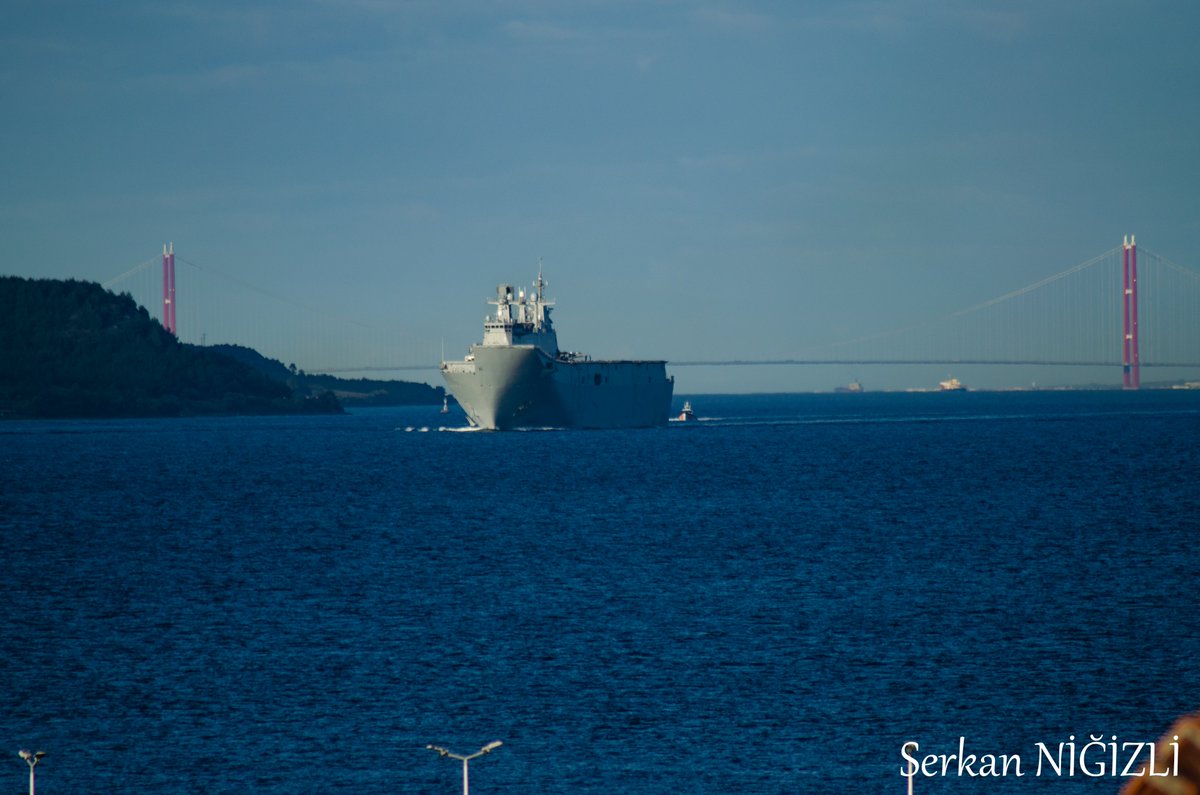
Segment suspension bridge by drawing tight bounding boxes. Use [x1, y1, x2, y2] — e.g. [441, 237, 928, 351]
[103, 237, 1200, 388]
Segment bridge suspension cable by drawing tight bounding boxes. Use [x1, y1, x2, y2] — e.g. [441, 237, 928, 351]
[101, 257, 158, 290]
[1146, 248, 1200, 283]
[103, 248, 441, 374]
[947, 246, 1119, 318]
[102, 240, 1200, 380]
[671, 243, 1200, 373]
[795, 246, 1123, 360]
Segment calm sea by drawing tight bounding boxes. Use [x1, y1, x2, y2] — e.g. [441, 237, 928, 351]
[2, 391, 1198, 794]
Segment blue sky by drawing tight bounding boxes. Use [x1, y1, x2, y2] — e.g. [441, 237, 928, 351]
[3, 1, 1198, 391]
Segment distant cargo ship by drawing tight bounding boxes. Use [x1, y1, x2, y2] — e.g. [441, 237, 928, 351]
[441, 271, 674, 430]
[939, 377, 966, 391]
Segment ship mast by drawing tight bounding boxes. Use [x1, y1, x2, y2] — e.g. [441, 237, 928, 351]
[533, 258, 552, 332]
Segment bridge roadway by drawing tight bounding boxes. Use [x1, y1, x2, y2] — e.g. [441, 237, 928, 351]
[310, 358, 1200, 374]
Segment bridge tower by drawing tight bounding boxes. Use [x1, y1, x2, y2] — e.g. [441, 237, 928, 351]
[1123, 235, 1140, 389]
[162, 242, 176, 336]
[1131, 235, 1140, 388]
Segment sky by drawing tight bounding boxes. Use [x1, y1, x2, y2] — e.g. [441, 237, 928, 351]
[3, 0, 1199, 392]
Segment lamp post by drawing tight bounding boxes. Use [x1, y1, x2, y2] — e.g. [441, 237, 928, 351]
[17, 750, 46, 795]
[425, 741, 502, 795]
[902, 742, 917, 795]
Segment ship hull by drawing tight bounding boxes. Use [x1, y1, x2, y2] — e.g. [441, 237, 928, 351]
[442, 345, 673, 430]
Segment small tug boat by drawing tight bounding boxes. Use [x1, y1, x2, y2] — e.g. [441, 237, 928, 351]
[677, 401, 696, 422]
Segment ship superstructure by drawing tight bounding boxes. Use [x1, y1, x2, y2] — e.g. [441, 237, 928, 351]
[441, 271, 673, 430]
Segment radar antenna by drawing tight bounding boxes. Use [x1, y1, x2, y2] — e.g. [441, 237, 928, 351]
[534, 257, 548, 331]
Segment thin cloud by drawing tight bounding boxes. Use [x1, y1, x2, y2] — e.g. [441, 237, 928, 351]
[502, 19, 577, 41]
[123, 55, 373, 92]
[146, 1, 294, 45]
[952, 7, 1030, 43]
[495, 12, 673, 73]
[783, 0, 1031, 40]
[691, 6, 774, 34]
[677, 147, 822, 173]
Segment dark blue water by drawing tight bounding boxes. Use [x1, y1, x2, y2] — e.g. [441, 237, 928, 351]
[3, 391, 1198, 794]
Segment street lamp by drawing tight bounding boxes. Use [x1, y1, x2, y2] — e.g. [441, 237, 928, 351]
[17, 750, 46, 795]
[425, 741, 502, 795]
[902, 742, 917, 795]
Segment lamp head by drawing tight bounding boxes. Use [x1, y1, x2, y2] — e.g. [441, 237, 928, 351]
[482, 741, 503, 754]
[17, 750, 44, 765]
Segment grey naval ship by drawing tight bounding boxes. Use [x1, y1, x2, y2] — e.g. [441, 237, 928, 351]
[441, 272, 674, 430]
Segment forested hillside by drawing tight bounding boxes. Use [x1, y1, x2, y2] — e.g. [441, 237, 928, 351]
[0, 277, 340, 418]
[211, 344, 445, 406]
